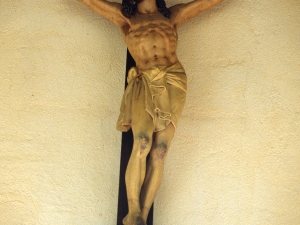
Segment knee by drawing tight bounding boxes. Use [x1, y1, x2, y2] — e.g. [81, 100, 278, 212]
[134, 132, 152, 156]
[153, 142, 168, 160]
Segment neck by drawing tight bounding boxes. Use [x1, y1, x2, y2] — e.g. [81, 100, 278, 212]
[137, 0, 158, 14]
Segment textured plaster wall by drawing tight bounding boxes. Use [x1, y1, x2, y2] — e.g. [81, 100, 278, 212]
[0, 0, 299, 225]
[1, 1, 125, 224]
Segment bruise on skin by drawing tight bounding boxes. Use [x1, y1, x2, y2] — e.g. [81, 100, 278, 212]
[156, 142, 168, 159]
[138, 133, 150, 153]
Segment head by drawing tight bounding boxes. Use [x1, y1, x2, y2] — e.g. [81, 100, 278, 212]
[121, 0, 170, 18]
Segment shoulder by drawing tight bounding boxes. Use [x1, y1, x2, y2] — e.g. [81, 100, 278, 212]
[85, 0, 131, 28]
[169, 0, 225, 26]
[169, 3, 187, 27]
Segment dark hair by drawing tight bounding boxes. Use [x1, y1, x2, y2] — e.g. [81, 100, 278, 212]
[121, 0, 170, 18]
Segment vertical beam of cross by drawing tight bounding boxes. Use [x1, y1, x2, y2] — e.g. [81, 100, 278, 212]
[116, 50, 154, 225]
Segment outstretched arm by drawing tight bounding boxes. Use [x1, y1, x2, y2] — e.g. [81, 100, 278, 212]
[78, 0, 129, 27]
[170, 0, 224, 27]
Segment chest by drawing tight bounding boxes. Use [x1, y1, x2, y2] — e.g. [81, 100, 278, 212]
[129, 12, 173, 29]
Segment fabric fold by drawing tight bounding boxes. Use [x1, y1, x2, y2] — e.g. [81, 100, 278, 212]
[116, 62, 187, 132]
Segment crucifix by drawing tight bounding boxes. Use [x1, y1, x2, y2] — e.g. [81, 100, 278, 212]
[77, 0, 224, 224]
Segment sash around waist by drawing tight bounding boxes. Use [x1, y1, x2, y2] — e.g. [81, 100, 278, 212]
[116, 62, 187, 132]
[127, 62, 187, 94]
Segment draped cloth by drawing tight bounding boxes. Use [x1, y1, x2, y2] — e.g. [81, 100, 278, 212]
[116, 62, 187, 132]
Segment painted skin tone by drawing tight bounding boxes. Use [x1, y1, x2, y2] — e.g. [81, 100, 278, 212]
[77, 0, 224, 224]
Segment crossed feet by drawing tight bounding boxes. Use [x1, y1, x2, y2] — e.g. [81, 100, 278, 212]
[123, 213, 146, 225]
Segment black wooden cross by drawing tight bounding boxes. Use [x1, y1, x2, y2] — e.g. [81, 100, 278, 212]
[116, 50, 154, 225]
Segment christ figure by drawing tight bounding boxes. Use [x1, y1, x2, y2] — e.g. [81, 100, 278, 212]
[77, 0, 224, 224]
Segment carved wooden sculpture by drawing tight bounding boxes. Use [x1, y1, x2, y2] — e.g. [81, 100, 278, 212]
[78, 0, 224, 224]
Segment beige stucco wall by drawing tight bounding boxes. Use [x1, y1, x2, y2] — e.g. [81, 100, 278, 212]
[1, 0, 299, 224]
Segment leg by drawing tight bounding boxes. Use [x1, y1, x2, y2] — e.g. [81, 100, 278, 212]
[139, 123, 176, 221]
[123, 124, 154, 225]
[124, 129, 152, 222]
[123, 80, 154, 225]
[139, 84, 186, 220]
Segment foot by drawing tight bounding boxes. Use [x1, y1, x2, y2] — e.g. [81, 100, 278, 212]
[123, 213, 146, 225]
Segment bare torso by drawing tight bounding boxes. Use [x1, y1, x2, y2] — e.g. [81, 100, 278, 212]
[79, 0, 224, 71]
[121, 12, 179, 71]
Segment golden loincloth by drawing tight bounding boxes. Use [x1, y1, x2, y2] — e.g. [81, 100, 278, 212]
[116, 62, 187, 132]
